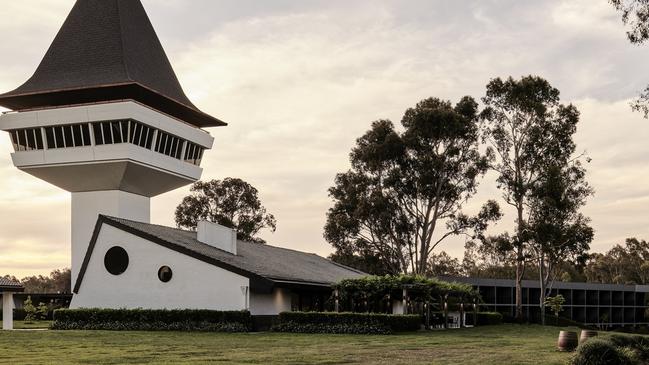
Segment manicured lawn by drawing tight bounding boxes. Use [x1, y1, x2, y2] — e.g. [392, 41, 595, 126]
[0, 324, 576, 365]
[14, 321, 51, 330]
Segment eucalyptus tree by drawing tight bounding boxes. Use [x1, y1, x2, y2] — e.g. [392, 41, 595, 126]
[611, 0, 649, 117]
[481, 76, 584, 320]
[527, 164, 593, 324]
[175, 178, 277, 243]
[325, 96, 501, 275]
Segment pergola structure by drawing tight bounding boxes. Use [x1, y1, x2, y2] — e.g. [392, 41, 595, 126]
[333, 275, 480, 329]
[1, 278, 24, 330]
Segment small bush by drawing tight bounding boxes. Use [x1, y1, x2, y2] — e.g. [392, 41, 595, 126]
[272, 312, 421, 334]
[570, 339, 632, 365]
[608, 335, 649, 363]
[52, 308, 251, 332]
[23, 296, 36, 322]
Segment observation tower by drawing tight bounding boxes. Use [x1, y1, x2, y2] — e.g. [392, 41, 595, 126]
[0, 0, 224, 285]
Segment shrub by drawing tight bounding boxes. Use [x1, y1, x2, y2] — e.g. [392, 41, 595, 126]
[36, 303, 49, 321]
[52, 308, 251, 332]
[608, 334, 649, 348]
[23, 296, 36, 322]
[464, 312, 503, 326]
[608, 335, 649, 363]
[570, 339, 632, 365]
[272, 312, 421, 334]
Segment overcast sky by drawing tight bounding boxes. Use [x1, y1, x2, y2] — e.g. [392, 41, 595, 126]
[1, 0, 649, 277]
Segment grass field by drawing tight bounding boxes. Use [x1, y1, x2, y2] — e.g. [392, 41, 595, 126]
[13, 321, 51, 330]
[0, 324, 578, 365]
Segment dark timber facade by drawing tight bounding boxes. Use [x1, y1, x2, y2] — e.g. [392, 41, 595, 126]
[442, 277, 649, 327]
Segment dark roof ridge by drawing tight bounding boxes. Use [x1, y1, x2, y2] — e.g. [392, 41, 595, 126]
[100, 215, 335, 258]
[101, 214, 192, 234]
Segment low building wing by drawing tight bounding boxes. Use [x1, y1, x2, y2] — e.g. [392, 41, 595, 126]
[74, 215, 366, 295]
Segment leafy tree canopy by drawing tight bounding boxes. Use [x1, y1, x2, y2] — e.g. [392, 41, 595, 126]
[325, 96, 500, 275]
[481, 75, 584, 320]
[175, 178, 277, 243]
[611, 0, 649, 117]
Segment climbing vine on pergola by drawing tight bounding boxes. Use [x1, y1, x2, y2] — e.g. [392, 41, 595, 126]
[333, 275, 480, 311]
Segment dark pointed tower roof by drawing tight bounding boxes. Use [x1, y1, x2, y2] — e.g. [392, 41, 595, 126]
[0, 0, 225, 128]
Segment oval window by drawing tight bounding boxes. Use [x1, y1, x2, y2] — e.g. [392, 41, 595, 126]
[158, 266, 173, 283]
[104, 246, 129, 275]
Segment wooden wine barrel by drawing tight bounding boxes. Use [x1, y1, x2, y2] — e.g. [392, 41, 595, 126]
[557, 331, 578, 352]
[580, 330, 598, 343]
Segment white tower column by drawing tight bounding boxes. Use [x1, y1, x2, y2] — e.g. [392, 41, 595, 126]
[71, 190, 151, 284]
[2, 293, 14, 330]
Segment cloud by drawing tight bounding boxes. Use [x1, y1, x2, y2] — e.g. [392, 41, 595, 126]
[2, 0, 649, 276]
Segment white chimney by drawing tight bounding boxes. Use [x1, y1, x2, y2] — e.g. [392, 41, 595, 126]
[197, 220, 237, 255]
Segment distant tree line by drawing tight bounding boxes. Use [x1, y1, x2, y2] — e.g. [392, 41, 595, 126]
[409, 237, 649, 287]
[2, 268, 71, 293]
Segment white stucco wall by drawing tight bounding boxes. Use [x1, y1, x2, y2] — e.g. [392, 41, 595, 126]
[71, 191, 151, 285]
[71, 224, 250, 310]
[249, 288, 293, 315]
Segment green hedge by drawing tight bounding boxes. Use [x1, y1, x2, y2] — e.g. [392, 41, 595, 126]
[51, 308, 251, 332]
[464, 312, 503, 326]
[272, 312, 421, 334]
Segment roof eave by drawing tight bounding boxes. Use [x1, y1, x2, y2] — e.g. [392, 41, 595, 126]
[0, 286, 25, 293]
[0, 83, 227, 128]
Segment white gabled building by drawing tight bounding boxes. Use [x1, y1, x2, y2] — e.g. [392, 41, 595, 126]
[0, 0, 365, 317]
[73, 216, 364, 314]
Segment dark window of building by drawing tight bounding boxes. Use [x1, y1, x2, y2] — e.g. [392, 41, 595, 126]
[8, 128, 45, 151]
[63, 125, 73, 147]
[43, 124, 91, 149]
[26, 129, 36, 150]
[158, 266, 173, 283]
[35, 130, 44, 149]
[104, 246, 129, 276]
[53, 126, 64, 148]
[93, 123, 104, 145]
[102, 122, 113, 144]
[154, 130, 185, 160]
[17, 129, 27, 149]
[130, 121, 142, 146]
[72, 124, 83, 146]
[45, 128, 55, 148]
[144, 126, 154, 149]
[112, 121, 123, 144]
[81, 124, 91, 146]
[183, 142, 205, 166]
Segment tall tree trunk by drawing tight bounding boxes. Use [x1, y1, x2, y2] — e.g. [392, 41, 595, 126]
[539, 254, 546, 326]
[515, 204, 525, 322]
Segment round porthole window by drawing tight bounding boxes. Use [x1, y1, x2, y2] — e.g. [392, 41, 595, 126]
[104, 246, 129, 275]
[158, 266, 173, 283]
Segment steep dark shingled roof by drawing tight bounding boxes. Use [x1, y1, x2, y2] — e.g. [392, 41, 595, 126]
[74, 216, 366, 294]
[0, 277, 24, 292]
[0, 0, 225, 128]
